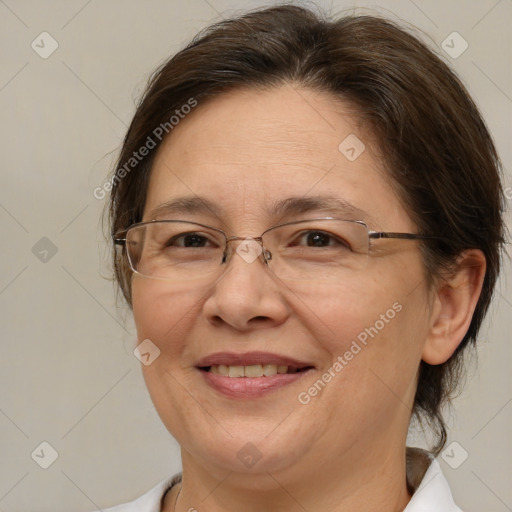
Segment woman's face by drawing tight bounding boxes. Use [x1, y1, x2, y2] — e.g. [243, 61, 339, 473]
[132, 85, 433, 481]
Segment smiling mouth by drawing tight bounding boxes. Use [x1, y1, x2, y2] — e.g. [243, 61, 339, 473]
[200, 364, 313, 377]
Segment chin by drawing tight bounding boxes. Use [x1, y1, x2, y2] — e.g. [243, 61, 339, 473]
[174, 413, 317, 480]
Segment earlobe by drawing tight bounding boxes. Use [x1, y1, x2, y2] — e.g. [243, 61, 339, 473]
[422, 250, 486, 365]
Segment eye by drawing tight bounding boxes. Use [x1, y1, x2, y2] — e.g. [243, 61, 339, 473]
[166, 232, 218, 248]
[293, 230, 351, 249]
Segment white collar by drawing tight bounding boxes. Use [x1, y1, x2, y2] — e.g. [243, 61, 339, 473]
[404, 448, 462, 511]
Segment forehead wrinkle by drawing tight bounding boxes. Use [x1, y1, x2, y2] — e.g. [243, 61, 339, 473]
[197, 114, 331, 144]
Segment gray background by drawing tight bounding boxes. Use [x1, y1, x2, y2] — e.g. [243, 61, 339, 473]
[0, 0, 510, 510]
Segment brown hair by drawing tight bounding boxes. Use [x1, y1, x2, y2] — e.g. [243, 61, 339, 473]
[109, 5, 506, 454]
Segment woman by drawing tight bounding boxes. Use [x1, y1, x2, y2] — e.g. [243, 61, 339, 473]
[99, 5, 505, 511]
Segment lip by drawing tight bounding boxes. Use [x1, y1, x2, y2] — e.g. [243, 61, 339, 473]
[196, 351, 315, 399]
[201, 371, 312, 398]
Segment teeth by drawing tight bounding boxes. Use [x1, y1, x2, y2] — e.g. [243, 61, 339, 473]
[245, 364, 264, 377]
[263, 364, 277, 376]
[208, 364, 298, 377]
[228, 365, 244, 378]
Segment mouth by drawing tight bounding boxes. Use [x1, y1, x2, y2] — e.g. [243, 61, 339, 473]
[200, 364, 311, 377]
[196, 352, 315, 398]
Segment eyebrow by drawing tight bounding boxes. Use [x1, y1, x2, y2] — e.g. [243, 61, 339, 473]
[147, 195, 373, 224]
[147, 196, 223, 220]
[271, 196, 372, 223]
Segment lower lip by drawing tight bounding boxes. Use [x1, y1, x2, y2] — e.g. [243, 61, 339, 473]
[200, 370, 311, 399]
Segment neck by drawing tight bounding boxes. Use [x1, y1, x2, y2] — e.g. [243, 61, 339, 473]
[165, 446, 412, 512]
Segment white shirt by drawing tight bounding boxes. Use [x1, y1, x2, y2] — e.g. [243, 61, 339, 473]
[95, 449, 462, 512]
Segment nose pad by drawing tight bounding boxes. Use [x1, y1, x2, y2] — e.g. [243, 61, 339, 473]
[222, 238, 272, 266]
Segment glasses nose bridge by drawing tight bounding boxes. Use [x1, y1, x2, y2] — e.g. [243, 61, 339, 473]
[223, 235, 272, 264]
[225, 235, 264, 244]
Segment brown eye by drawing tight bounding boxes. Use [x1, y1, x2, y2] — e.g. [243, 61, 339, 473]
[293, 230, 351, 249]
[167, 232, 213, 248]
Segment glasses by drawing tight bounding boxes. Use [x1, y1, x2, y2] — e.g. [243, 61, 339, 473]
[114, 218, 434, 282]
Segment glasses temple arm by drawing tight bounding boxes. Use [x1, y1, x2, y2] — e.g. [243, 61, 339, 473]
[368, 232, 436, 240]
[113, 233, 127, 246]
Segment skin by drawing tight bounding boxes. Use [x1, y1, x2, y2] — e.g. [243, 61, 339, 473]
[130, 84, 485, 511]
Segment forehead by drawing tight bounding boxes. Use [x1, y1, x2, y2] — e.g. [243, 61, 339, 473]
[157, 85, 362, 167]
[145, 84, 412, 231]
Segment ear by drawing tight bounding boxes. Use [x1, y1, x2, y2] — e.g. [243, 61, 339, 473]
[422, 249, 486, 365]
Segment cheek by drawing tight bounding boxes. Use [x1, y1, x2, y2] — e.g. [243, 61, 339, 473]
[131, 277, 208, 360]
[134, 277, 193, 327]
[298, 263, 431, 401]
[131, 278, 207, 439]
[287, 275, 410, 356]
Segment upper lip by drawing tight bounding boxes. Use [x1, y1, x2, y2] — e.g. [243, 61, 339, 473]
[195, 351, 314, 369]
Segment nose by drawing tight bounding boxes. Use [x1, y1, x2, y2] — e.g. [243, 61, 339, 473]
[202, 238, 289, 332]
